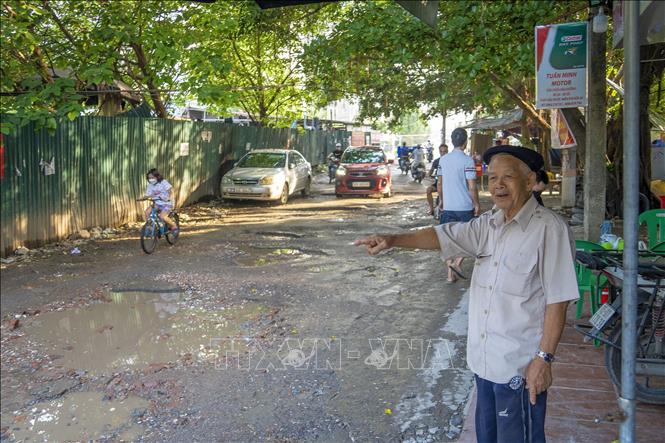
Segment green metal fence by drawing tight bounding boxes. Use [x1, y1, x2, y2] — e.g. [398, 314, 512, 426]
[0, 116, 350, 256]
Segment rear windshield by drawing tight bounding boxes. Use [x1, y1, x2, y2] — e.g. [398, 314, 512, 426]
[341, 149, 386, 164]
[237, 152, 286, 168]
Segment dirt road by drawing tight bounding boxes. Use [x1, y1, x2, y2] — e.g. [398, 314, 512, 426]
[1, 167, 489, 442]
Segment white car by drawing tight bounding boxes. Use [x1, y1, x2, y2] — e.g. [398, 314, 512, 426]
[221, 149, 312, 205]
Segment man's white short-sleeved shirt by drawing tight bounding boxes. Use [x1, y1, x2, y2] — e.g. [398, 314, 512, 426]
[437, 149, 476, 211]
[433, 196, 579, 383]
[412, 147, 424, 164]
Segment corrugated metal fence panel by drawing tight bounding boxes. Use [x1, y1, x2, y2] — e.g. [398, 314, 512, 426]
[1, 118, 344, 256]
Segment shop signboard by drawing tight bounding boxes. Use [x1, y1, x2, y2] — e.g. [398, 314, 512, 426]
[535, 22, 588, 109]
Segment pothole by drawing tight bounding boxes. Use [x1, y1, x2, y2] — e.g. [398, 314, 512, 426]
[234, 247, 311, 267]
[26, 293, 266, 375]
[9, 391, 148, 442]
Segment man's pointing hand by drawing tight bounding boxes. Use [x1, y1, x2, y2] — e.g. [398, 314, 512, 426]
[354, 235, 393, 255]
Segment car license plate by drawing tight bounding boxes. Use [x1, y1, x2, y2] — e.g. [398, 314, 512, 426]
[589, 303, 616, 330]
[351, 181, 370, 188]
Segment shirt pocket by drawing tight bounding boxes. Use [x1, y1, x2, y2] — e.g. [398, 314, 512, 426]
[500, 253, 538, 297]
[471, 254, 493, 289]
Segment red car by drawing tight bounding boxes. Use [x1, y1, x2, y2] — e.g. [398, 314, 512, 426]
[335, 146, 392, 198]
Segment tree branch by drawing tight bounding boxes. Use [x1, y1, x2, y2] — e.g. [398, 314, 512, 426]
[42, 0, 80, 52]
[230, 40, 258, 89]
[238, 97, 257, 123]
[487, 71, 551, 131]
[264, 65, 297, 111]
[131, 42, 167, 117]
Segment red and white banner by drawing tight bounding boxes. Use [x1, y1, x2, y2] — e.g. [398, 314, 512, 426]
[550, 109, 577, 149]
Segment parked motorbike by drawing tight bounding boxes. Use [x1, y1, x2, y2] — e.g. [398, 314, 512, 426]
[575, 250, 665, 404]
[411, 162, 426, 183]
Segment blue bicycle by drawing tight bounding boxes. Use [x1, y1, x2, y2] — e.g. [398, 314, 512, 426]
[137, 198, 180, 254]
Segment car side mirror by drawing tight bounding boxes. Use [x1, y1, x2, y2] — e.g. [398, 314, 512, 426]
[289, 163, 295, 169]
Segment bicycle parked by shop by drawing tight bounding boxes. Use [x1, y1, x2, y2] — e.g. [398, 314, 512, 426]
[136, 198, 180, 254]
[575, 249, 665, 404]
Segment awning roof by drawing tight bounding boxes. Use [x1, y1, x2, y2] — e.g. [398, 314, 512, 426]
[463, 109, 523, 131]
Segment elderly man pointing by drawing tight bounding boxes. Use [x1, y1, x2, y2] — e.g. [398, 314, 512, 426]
[356, 146, 579, 442]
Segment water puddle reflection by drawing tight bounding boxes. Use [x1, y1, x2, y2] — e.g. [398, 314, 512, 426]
[10, 392, 148, 442]
[28, 293, 265, 375]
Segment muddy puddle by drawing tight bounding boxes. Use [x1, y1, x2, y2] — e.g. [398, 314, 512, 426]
[9, 391, 148, 442]
[27, 293, 266, 375]
[234, 247, 311, 267]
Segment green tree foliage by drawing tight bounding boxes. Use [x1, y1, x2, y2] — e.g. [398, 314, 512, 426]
[1, 1, 207, 132]
[392, 111, 428, 136]
[0, 0, 334, 133]
[185, 1, 334, 126]
[302, 0, 587, 130]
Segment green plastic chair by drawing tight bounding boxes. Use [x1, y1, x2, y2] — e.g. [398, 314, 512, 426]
[574, 240, 608, 319]
[638, 209, 665, 250]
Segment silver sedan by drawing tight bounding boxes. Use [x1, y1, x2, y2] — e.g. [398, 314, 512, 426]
[220, 149, 312, 205]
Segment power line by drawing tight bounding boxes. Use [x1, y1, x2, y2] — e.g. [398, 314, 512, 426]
[0, 83, 310, 97]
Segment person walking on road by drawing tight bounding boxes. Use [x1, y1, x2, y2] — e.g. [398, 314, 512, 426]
[355, 145, 579, 443]
[437, 128, 480, 283]
[426, 143, 447, 216]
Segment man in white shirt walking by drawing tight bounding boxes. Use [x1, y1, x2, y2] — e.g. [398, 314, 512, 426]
[437, 128, 480, 282]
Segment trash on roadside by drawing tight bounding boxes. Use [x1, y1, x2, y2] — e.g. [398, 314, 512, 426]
[599, 220, 613, 237]
[70, 247, 81, 255]
[384, 408, 392, 415]
[599, 234, 624, 250]
[14, 247, 30, 256]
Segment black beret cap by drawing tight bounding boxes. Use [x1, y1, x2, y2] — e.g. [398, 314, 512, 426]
[482, 145, 544, 172]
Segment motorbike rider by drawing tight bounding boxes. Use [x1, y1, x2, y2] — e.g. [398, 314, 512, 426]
[397, 142, 405, 159]
[398, 143, 411, 174]
[411, 144, 426, 175]
[425, 139, 434, 162]
[327, 143, 344, 183]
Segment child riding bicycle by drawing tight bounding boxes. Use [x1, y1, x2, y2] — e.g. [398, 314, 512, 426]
[138, 168, 178, 234]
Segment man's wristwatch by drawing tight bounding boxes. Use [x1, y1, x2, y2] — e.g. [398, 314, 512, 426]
[535, 350, 555, 363]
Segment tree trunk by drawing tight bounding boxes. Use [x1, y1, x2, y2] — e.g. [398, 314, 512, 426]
[99, 93, 123, 116]
[520, 114, 531, 148]
[539, 109, 552, 171]
[487, 72, 551, 132]
[440, 108, 446, 145]
[131, 43, 167, 118]
[560, 107, 587, 169]
[639, 43, 665, 201]
[604, 43, 664, 211]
